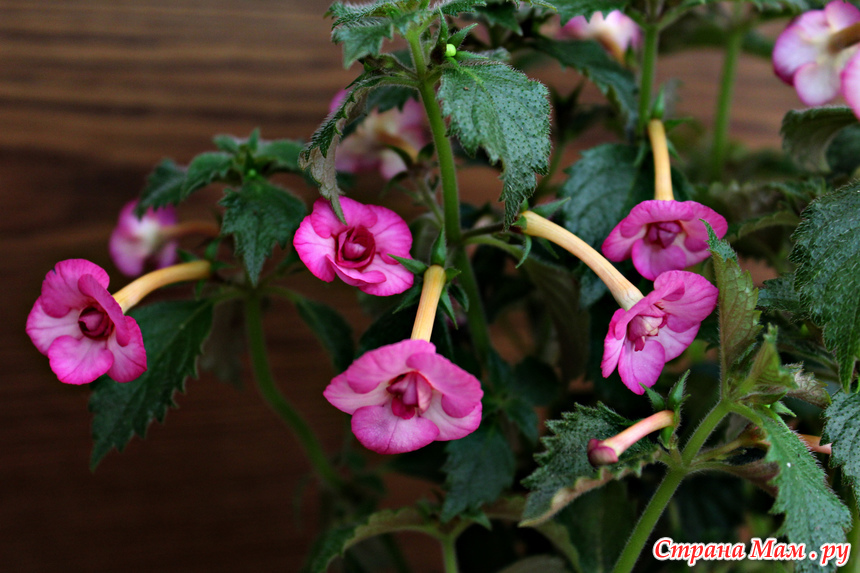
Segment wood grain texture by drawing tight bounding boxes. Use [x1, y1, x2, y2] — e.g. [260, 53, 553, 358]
[0, 2, 800, 571]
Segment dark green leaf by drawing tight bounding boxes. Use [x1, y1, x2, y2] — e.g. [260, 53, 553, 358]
[136, 159, 187, 214]
[791, 183, 860, 388]
[328, 0, 402, 27]
[514, 356, 562, 407]
[476, 3, 522, 33]
[441, 421, 516, 522]
[182, 151, 234, 198]
[521, 404, 661, 525]
[198, 299, 244, 387]
[736, 325, 797, 404]
[256, 138, 304, 173]
[823, 391, 860, 500]
[213, 134, 242, 154]
[781, 107, 858, 172]
[487, 351, 540, 444]
[550, 0, 630, 20]
[219, 179, 307, 285]
[333, 20, 394, 68]
[759, 274, 806, 316]
[826, 123, 860, 176]
[293, 295, 355, 373]
[533, 37, 637, 123]
[439, 61, 551, 227]
[89, 300, 214, 469]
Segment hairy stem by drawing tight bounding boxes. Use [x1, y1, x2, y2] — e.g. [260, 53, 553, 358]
[711, 12, 743, 180]
[440, 534, 460, 573]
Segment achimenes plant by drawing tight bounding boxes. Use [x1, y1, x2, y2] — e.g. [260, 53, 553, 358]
[26, 0, 860, 571]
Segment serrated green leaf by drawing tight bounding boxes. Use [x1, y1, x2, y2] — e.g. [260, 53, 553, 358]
[533, 37, 637, 123]
[438, 61, 551, 228]
[521, 404, 661, 525]
[781, 106, 858, 172]
[219, 179, 306, 285]
[89, 300, 214, 469]
[826, 123, 860, 176]
[751, 409, 851, 573]
[550, 0, 630, 20]
[476, 3, 522, 33]
[182, 151, 234, 198]
[255, 138, 304, 173]
[213, 134, 242, 154]
[791, 183, 860, 388]
[759, 274, 806, 316]
[823, 391, 860, 501]
[726, 210, 800, 242]
[736, 325, 796, 404]
[293, 295, 355, 373]
[333, 19, 394, 67]
[441, 421, 516, 522]
[708, 227, 762, 385]
[328, 0, 402, 27]
[487, 351, 540, 443]
[136, 159, 187, 214]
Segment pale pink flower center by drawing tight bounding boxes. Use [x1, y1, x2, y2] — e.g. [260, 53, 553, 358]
[645, 221, 682, 248]
[336, 225, 377, 269]
[627, 310, 667, 351]
[387, 371, 433, 420]
[78, 306, 113, 340]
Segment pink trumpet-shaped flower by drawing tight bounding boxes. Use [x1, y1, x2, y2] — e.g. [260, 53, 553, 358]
[772, 0, 860, 106]
[26, 259, 147, 385]
[324, 339, 483, 454]
[293, 197, 414, 296]
[559, 11, 642, 61]
[602, 200, 728, 281]
[332, 91, 429, 179]
[602, 270, 718, 394]
[109, 201, 178, 277]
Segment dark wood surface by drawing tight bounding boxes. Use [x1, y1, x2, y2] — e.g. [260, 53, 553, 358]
[1, 2, 799, 571]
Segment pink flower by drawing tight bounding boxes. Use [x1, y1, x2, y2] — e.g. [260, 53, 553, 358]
[293, 197, 414, 296]
[842, 51, 860, 118]
[602, 271, 717, 394]
[559, 11, 642, 61]
[772, 1, 860, 106]
[324, 339, 483, 454]
[331, 90, 429, 179]
[109, 201, 178, 277]
[26, 259, 147, 385]
[602, 200, 728, 281]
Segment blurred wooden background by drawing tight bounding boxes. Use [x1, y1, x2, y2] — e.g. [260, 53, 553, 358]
[1, 1, 798, 571]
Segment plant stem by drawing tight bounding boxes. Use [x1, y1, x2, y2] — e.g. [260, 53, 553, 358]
[612, 400, 729, 573]
[638, 23, 660, 134]
[440, 534, 460, 573]
[711, 10, 743, 180]
[244, 291, 343, 490]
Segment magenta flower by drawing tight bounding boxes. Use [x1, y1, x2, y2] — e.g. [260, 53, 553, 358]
[559, 10, 642, 61]
[26, 259, 147, 385]
[293, 197, 414, 296]
[324, 339, 483, 454]
[602, 200, 728, 281]
[772, 0, 860, 106]
[842, 51, 860, 119]
[109, 201, 178, 277]
[602, 271, 717, 394]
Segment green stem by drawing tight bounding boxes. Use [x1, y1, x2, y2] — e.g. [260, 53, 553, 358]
[638, 23, 660, 134]
[612, 400, 730, 573]
[440, 534, 460, 573]
[244, 291, 343, 490]
[711, 13, 744, 180]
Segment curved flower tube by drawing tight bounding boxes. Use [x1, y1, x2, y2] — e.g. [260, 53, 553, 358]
[559, 10, 642, 61]
[293, 197, 414, 296]
[588, 410, 675, 466]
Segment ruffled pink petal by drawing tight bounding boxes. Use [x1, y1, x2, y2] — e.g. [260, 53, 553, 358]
[345, 257, 413, 296]
[842, 52, 860, 119]
[654, 271, 718, 330]
[825, 0, 860, 29]
[794, 61, 841, 105]
[365, 204, 413, 261]
[653, 322, 700, 362]
[293, 216, 337, 282]
[602, 225, 642, 261]
[421, 395, 482, 441]
[631, 240, 688, 280]
[405, 352, 483, 417]
[351, 404, 439, 454]
[773, 11, 830, 83]
[78, 274, 132, 347]
[309, 197, 378, 239]
[617, 339, 665, 394]
[602, 308, 627, 377]
[344, 340, 434, 394]
[109, 230, 147, 277]
[105, 316, 147, 382]
[324, 371, 391, 414]
[47, 336, 114, 385]
[331, 259, 388, 290]
[26, 301, 80, 355]
[39, 259, 109, 318]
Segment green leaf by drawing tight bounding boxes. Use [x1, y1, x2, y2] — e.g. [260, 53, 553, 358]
[533, 38, 637, 123]
[293, 295, 355, 373]
[791, 183, 860, 388]
[487, 351, 540, 444]
[89, 300, 214, 469]
[823, 391, 860, 501]
[781, 106, 858, 172]
[521, 404, 661, 525]
[476, 3, 522, 33]
[708, 227, 762, 384]
[736, 325, 797, 404]
[826, 123, 860, 176]
[759, 274, 806, 316]
[182, 151, 234, 198]
[749, 408, 851, 573]
[438, 61, 551, 228]
[441, 421, 516, 522]
[219, 179, 307, 285]
[136, 159, 187, 213]
[549, 0, 630, 20]
[333, 20, 394, 68]
[255, 138, 304, 173]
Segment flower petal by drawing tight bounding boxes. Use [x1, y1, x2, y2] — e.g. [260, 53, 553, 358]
[825, 0, 860, 30]
[772, 11, 829, 83]
[39, 259, 109, 318]
[324, 371, 390, 414]
[78, 274, 132, 347]
[47, 336, 114, 385]
[653, 322, 700, 362]
[631, 240, 688, 280]
[293, 216, 337, 282]
[654, 271, 718, 330]
[344, 256, 414, 296]
[421, 396, 482, 441]
[842, 52, 860, 119]
[617, 339, 665, 394]
[366, 204, 413, 262]
[794, 61, 841, 106]
[26, 301, 80, 355]
[345, 340, 435, 394]
[351, 404, 439, 454]
[105, 316, 147, 382]
[405, 351, 483, 417]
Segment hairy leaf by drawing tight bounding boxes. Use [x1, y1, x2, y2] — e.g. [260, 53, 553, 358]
[293, 295, 355, 373]
[333, 19, 394, 67]
[256, 138, 304, 173]
[136, 159, 187, 214]
[219, 179, 306, 285]
[550, 0, 630, 20]
[791, 183, 860, 388]
[758, 274, 806, 316]
[521, 404, 661, 525]
[781, 106, 858, 172]
[89, 300, 214, 469]
[439, 61, 551, 227]
[736, 326, 797, 404]
[823, 392, 860, 500]
[182, 151, 234, 198]
[826, 123, 860, 176]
